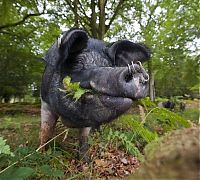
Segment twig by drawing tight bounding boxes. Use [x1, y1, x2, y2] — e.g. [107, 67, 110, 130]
[138, 105, 146, 123]
[0, 128, 69, 175]
[141, 107, 159, 124]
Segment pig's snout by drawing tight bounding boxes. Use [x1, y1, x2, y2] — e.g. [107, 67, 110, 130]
[117, 62, 149, 99]
[86, 62, 149, 100]
[125, 61, 149, 84]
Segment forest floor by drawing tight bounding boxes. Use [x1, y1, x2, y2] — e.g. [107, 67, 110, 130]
[0, 99, 199, 179]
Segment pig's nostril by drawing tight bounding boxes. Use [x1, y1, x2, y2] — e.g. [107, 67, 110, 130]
[124, 71, 133, 82]
[140, 74, 149, 84]
[125, 61, 149, 83]
[144, 74, 149, 82]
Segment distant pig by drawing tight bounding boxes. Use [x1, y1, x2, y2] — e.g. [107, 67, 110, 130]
[162, 100, 175, 111]
[40, 28, 151, 161]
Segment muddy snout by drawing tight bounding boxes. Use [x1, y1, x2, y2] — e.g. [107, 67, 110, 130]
[119, 61, 149, 99]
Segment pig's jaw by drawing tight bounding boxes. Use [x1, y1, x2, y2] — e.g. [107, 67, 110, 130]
[98, 94, 133, 110]
[82, 93, 133, 118]
[57, 92, 133, 127]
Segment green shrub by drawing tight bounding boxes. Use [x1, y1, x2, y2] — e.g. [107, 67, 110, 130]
[105, 128, 144, 161]
[0, 166, 34, 180]
[139, 97, 157, 109]
[117, 115, 158, 144]
[144, 108, 191, 135]
[138, 97, 191, 135]
[0, 146, 65, 179]
[179, 108, 199, 124]
[0, 137, 14, 156]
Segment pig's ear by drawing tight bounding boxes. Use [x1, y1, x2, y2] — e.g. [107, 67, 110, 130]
[107, 40, 151, 66]
[44, 29, 88, 70]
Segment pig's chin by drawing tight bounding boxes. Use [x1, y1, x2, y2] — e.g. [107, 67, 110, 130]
[84, 93, 133, 113]
[99, 94, 132, 109]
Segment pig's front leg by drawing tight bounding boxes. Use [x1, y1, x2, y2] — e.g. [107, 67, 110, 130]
[78, 127, 91, 162]
[39, 101, 58, 151]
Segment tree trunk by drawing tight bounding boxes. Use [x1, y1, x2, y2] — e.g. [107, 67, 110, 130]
[4, 95, 10, 103]
[73, 0, 79, 27]
[98, 0, 106, 40]
[90, 0, 98, 38]
[148, 60, 155, 101]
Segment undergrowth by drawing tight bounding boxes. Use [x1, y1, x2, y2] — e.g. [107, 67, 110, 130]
[0, 98, 195, 179]
[178, 108, 199, 124]
[105, 128, 144, 161]
[139, 98, 191, 135]
[0, 146, 65, 179]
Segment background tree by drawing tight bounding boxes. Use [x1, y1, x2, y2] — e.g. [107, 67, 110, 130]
[63, 0, 136, 40]
[0, 0, 59, 102]
[114, 0, 199, 99]
[0, 0, 199, 102]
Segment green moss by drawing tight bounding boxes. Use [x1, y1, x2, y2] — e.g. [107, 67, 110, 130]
[131, 126, 200, 179]
[144, 108, 191, 135]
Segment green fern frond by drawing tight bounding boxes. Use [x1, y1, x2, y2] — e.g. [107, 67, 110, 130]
[117, 115, 158, 143]
[144, 108, 191, 133]
[106, 128, 144, 160]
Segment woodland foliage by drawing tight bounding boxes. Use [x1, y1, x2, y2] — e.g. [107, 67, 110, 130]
[0, 0, 199, 102]
[0, 1, 199, 178]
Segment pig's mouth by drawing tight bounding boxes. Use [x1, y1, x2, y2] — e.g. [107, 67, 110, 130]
[82, 92, 133, 113]
[87, 88, 133, 102]
[98, 95, 133, 112]
[89, 78, 148, 101]
[72, 61, 149, 111]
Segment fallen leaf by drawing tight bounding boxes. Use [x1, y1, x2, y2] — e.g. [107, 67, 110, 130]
[120, 157, 128, 165]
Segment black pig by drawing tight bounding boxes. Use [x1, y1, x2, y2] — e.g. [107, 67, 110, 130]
[163, 101, 175, 111]
[40, 28, 151, 160]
